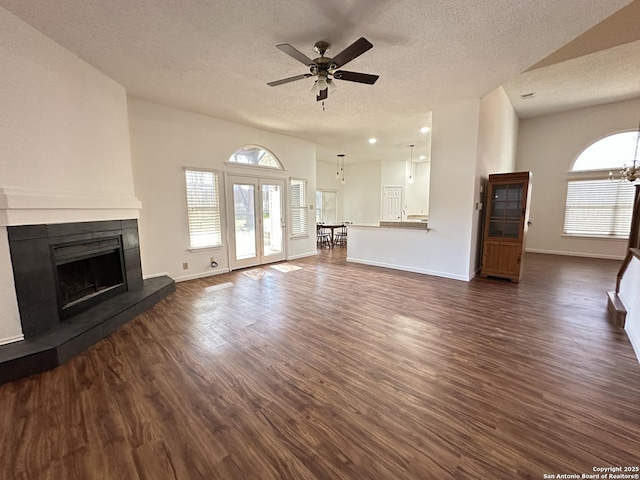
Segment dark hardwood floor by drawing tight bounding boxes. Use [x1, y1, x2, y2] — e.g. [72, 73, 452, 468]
[2, 249, 639, 479]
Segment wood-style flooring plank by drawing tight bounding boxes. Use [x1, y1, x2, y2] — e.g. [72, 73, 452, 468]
[1, 250, 639, 479]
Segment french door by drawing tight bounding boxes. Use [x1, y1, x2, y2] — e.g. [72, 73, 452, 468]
[226, 175, 286, 270]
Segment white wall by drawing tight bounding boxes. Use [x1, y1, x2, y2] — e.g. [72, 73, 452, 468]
[471, 87, 519, 273]
[406, 162, 430, 216]
[516, 98, 640, 259]
[428, 99, 481, 278]
[128, 98, 317, 281]
[619, 256, 640, 363]
[0, 7, 139, 344]
[343, 162, 382, 224]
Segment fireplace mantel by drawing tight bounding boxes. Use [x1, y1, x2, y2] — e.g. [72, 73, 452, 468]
[0, 187, 141, 227]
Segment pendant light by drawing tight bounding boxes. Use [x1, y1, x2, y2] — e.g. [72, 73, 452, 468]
[408, 145, 415, 184]
[338, 154, 346, 184]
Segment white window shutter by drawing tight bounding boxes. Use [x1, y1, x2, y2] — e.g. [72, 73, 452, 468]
[185, 169, 222, 248]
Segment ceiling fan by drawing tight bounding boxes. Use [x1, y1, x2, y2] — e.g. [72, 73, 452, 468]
[267, 37, 379, 101]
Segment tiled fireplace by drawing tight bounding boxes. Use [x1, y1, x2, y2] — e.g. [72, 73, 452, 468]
[8, 220, 143, 338]
[0, 219, 174, 384]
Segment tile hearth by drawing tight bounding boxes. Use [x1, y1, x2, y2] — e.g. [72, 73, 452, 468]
[0, 275, 174, 385]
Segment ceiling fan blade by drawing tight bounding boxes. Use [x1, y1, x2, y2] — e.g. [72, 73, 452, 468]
[316, 88, 328, 101]
[333, 70, 379, 85]
[330, 37, 373, 68]
[276, 44, 315, 66]
[268, 74, 312, 87]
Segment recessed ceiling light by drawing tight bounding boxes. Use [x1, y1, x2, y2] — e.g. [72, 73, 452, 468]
[419, 155, 426, 160]
[368, 138, 377, 144]
[420, 127, 430, 133]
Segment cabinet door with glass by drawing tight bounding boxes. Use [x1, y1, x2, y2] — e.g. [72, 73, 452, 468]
[481, 171, 532, 283]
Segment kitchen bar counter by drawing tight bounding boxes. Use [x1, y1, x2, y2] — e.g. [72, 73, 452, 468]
[346, 223, 471, 282]
[378, 221, 428, 229]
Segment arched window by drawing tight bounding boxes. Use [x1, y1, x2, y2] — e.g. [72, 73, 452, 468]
[228, 145, 283, 169]
[564, 131, 637, 238]
[571, 132, 638, 171]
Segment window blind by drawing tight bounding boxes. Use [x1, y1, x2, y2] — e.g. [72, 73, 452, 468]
[290, 179, 308, 237]
[564, 179, 634, 237]
[185, 169, 222, 248]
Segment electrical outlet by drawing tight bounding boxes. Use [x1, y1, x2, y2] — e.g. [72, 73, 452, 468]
[182, 262, 188, 270]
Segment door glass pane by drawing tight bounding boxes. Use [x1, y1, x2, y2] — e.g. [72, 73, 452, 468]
[505, 201, 521, 218]
[233, 184, 256, 260]
[494, 186, 507, 201]
[507, 185, 522, 200]
[262, 184, 283, 257]
[503, 222, 520, 238]
[488, 221, 504, 237]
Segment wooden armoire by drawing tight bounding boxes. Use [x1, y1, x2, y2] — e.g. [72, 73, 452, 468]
[480, 171, 532, 283]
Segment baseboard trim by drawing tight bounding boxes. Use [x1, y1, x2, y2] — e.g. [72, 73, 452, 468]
[174, 268, 230, 283]
[525, 248, 625, 261]
[287, 251, 318, 260]
[346, 256, 470, 282]
[143, 272, 169, 280]
[0, 334, 24, 346]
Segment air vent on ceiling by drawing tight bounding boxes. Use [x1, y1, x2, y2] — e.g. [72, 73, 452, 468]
[520, 92, 535, 99]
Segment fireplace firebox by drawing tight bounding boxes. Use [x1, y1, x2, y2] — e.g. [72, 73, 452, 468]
[53, 237, 127, 319]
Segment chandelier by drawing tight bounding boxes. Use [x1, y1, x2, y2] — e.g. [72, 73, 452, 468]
[610, 115, 640, 182]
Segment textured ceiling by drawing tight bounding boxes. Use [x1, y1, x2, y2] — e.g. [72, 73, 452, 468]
[503, 40, 640, 119]
[503, 0, 640, 119]
[0, 0, 633, 164]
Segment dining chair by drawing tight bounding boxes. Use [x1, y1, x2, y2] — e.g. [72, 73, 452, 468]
[316, 224, 331, 248]
[334, 224, 347, 246]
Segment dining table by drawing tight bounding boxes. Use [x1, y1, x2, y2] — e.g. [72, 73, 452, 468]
[317, 223, 345, 246]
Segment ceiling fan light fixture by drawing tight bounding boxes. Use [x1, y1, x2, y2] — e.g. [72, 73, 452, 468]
[268, 37, 378, 103]
[311, 73, 329, 94]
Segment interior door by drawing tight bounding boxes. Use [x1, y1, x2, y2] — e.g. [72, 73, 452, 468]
[227, 175, 285, 270]
[382, 186, 403, 221]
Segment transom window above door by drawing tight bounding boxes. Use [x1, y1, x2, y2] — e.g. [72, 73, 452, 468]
[228, 145, 284, 169]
